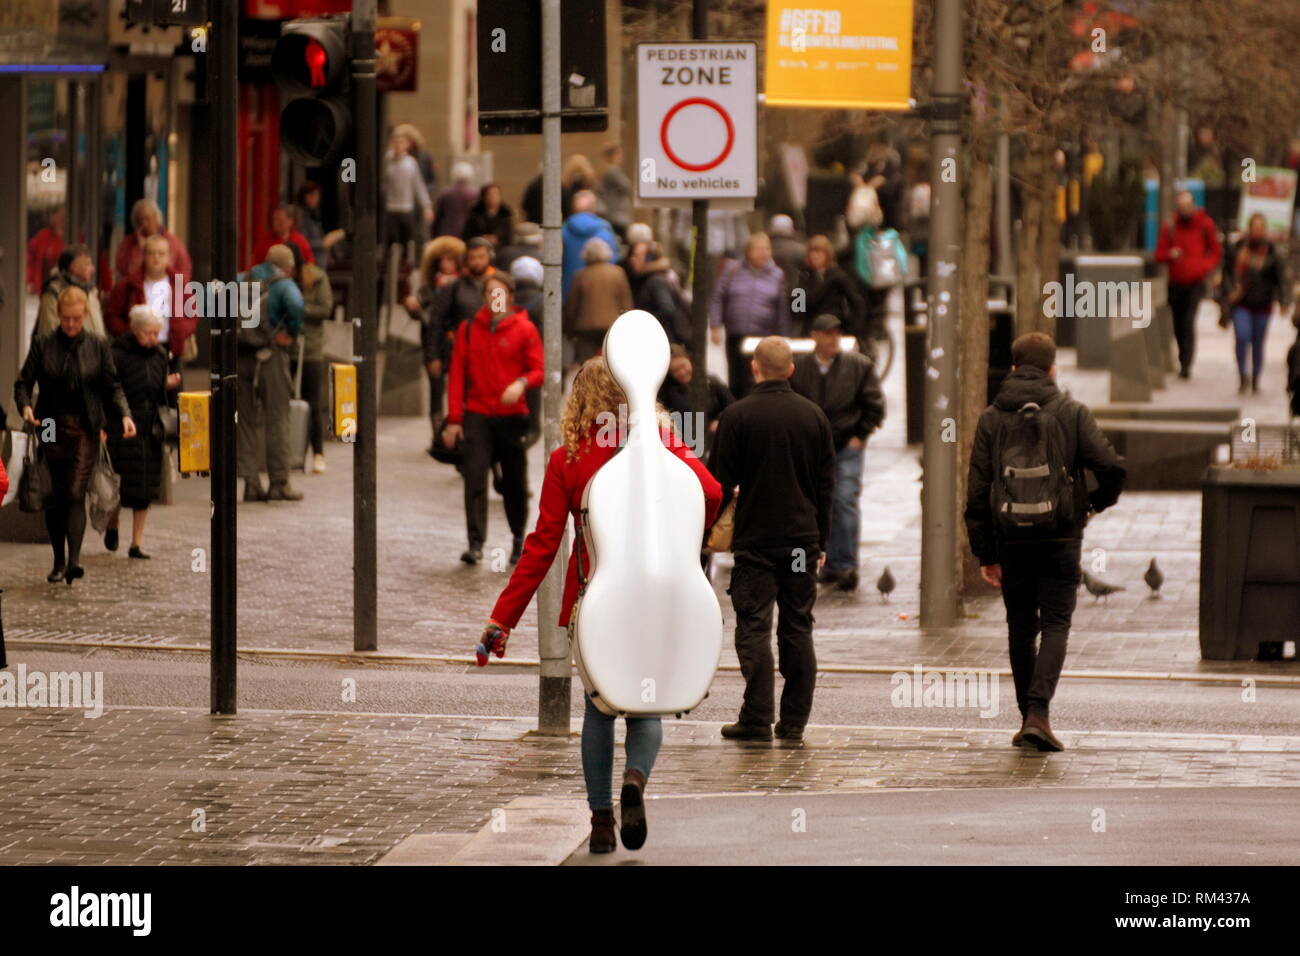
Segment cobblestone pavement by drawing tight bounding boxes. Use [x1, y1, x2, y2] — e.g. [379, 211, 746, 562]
[1, 310, 1295, 676]
[1, 705, 1298, 865]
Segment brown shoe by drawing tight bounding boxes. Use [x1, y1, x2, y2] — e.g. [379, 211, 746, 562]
[589, 809, 616, 854]
[1020, 712, 1064, 752]
[619, 769, 648, 851]
[1012, 721, 1027, 747]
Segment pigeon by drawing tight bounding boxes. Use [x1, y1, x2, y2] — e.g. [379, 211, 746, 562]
[876, 566, 896, 603]
[1081, 570, 1125, 602]
[1143, 558, 1164, 598]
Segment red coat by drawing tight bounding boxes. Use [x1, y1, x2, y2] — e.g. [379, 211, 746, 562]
[491, 424, 723, 630]
[0, 453, 8, 499]
[446, 306, 543, 423]
[251, 229, 315, 269]
[27, 227, 64, 291]
[1154, 209, 1221, 286]
[104, 273, 196, 359]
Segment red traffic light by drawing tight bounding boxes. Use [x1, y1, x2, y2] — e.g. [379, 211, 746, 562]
[305, 38, 327, 88]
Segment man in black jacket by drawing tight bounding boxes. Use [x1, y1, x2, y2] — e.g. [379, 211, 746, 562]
[423, 238, 493, 454]
[791, 314, 885, 590]
[709, 336, 836, 742]
[964, 332, 1126, 752]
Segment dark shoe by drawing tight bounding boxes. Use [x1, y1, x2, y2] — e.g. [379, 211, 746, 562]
[589, 809, 616, 854]
[1020, 712, 1064, 752]
[774, 721, 804, 741]
[509, 535, 524, 566]
[243, 479, 267, 502]
[63, 565, 84, 587]
[104, 527, 119, 552]
[619, 769, 648, 851]
[836, 569, 859, 591]
[266, 483, 303, 501]
[817, 566, 843, 585]
[1012, 722, 1027, 747]
[1252, 376, 1261, 395]
[721, 721, 773, 740]
[460, 546, 483, 566]
[128, 546, 151, 560]
[1238, 380, 1250, 396]
[1177, 366, 1190, 379]
[47, 564, 66, 584]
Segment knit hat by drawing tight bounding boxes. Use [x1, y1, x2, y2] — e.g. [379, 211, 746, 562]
[510, 255, 543, 287]
[264, 243, 295, 275]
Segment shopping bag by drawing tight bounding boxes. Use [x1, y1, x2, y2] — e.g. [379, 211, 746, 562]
[87, 442, 121, 533]
[18, 425, 52, 513]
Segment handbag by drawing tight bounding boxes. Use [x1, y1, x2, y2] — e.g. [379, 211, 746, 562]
[705, 492, 737, 553]
[867, 230, 908, 289]
[845, 183, 884, 231]
[17, 424, 52, 513]
[87, 442, 121, 533]
[1, 430, 24, 508]
[429, 318, 472, 466]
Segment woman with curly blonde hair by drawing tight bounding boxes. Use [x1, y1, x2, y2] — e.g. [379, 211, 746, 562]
[480, 356, 722, 855]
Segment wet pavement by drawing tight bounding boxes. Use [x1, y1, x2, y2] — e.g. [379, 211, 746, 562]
[2, 704, 1298, 866]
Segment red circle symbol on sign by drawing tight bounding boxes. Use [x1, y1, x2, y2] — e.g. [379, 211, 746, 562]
[660, 97, 735, 172]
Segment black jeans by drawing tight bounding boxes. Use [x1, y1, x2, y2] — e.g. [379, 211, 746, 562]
[729, 546, 819, 728]
[462, 412, 529, 548]
[1167, 281, 1203, 373]
[725, 334, 756, 400]
[998, 539, 1082, 719]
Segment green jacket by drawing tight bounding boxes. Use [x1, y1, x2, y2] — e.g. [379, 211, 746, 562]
[300, 262, 334, 362]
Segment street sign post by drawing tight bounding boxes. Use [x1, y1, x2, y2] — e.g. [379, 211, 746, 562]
[636, 42, 757, 202]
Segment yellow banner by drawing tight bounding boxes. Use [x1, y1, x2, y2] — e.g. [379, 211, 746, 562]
[765, 2, 914, 110]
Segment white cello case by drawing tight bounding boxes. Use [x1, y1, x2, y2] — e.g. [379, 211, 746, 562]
[572, 310, 723, 716]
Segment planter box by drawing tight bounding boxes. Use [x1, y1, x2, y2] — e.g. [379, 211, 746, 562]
[1199, 466, 1300, 660]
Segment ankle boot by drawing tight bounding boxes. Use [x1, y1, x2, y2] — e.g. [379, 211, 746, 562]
[589, 809, 616, 854]
[1021, 711, 1064, 752]
[619, 769, 648, 850]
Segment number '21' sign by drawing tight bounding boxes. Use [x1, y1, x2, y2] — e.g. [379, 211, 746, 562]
[125, 0, 209, 29]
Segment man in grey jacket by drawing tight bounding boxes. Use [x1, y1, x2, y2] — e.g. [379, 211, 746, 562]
[708, 233, 789, 399]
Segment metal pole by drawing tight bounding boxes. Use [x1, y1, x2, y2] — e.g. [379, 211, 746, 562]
[536, 0, 571, 735]
[687, 0, 710, 443]
[210, 0, 239, 714]
[352, 1, 379, 652]
[919, 0, 962, 628]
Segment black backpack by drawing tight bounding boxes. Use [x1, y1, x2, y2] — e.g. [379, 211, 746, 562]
[991, 398, 1073, 538]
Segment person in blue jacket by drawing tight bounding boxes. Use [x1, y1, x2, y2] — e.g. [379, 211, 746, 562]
[236, 243, 305, 502]
[562, 189, 620, 297]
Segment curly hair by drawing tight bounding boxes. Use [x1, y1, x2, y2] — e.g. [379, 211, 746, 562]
[561, 356, 678, 461]
[561, 357, 626, 461]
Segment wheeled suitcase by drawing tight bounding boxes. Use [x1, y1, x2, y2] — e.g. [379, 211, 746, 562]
[289, 337, 311, 470]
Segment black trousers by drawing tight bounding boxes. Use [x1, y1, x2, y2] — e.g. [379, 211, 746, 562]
[729, 546, 819, 728]
[998, 539, 1082, 719]
[725, 334, 756, 400]
[462, 412, 529, 548]
[1167, 281, 1204, 373]
[292, 356, 327, 455]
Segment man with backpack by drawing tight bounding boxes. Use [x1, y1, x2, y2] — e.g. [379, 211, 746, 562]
[964, 332, 1126, 752]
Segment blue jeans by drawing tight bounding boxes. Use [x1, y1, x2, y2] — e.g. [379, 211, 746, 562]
[826, 444, 864, 573]
[1231, 306, 1271, 381]
[581, 695, 662, 811]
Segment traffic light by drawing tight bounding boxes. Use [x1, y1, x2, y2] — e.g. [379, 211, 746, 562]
[272, 16, 351, 166]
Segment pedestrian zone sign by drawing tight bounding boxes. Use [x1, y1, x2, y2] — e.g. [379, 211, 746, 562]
[637, 42, 757, 201]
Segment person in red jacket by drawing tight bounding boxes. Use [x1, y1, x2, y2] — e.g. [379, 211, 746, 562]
[250, 204, 316, 270]
[441, 272, 543, 565]
[478, 356, 722, 854]
[1154, 190, 1222, 378]
[27, 205, 66, 293]
[104, 235, 195, 361]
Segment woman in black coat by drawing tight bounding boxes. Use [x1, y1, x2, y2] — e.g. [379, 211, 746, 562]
[15, 286, 135, 585]
[106, 306, 180, 559]
[792, 235, 866, 338]
[462, 183, 515, 249]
